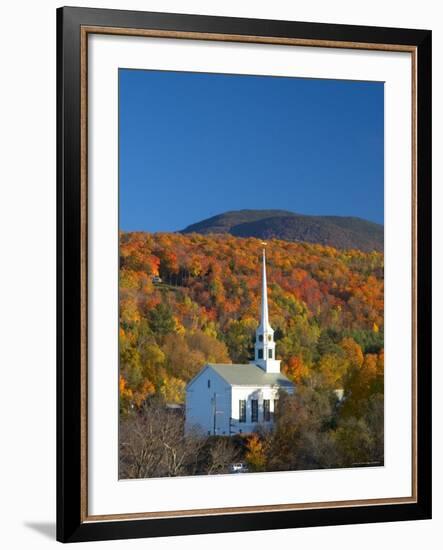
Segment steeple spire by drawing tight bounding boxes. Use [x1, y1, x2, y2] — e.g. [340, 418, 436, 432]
[251, 245, 281, 374]
[261, 248, 270, 331]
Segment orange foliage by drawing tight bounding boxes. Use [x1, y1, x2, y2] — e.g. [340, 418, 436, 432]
[119, 232, 384, 409]
[282, 356, 309, 384]
[245, 434, 267, 471]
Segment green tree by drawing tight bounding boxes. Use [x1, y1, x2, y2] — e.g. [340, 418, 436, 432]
[334, 416, 378, 467]
[224, 318, 257, 363]
[148, 302, 176, 339]
[317, 330, 342, 356]
[120, 342, 142, 388]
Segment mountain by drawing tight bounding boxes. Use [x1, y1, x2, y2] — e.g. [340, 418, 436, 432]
[181, 210, 383, 252]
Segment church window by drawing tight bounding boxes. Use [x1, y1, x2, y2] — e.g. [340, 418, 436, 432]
[208, 379, 211, 388]
[258, 349, 263, 359]
[263, 399, 271, 422]
[239, 400, 246, 423]
[259, 335, 263, 342]
[251, 400, 258, 422]
[268, 349, 273, 359]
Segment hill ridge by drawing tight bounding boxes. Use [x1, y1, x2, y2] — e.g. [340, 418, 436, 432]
[181, 209, 383, 252]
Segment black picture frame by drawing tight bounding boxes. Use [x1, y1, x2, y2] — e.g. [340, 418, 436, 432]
[57, 6, 432, 543]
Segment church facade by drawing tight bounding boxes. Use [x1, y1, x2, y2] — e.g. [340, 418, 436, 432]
[185, 248, 294, 436]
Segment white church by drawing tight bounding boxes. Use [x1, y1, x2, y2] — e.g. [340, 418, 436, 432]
[185, 248, 294, 436]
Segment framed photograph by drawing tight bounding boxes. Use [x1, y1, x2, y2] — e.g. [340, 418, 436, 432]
[57, 6, 432, 543]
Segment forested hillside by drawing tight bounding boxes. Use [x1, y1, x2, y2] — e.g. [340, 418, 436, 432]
[119, 231, 384, 412]
[181, 209, 384, 252]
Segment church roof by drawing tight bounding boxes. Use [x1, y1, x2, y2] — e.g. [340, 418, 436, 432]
[206, 363, 294, 388]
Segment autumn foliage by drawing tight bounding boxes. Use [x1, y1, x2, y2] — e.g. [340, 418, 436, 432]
[119, 231, 384, 412]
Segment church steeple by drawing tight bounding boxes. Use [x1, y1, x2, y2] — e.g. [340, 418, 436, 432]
[252, 246, 281, 374]
[260, 248, 270, 332]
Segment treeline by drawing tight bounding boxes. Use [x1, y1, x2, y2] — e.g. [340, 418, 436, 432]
[119, 231, 384, 412]
[120, 372, 383, 479]
[246, 375, 383, 472]
[120, 399, 241, 478]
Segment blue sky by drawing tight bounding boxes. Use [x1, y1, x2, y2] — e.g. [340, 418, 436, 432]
[119, 69, 384, 232]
